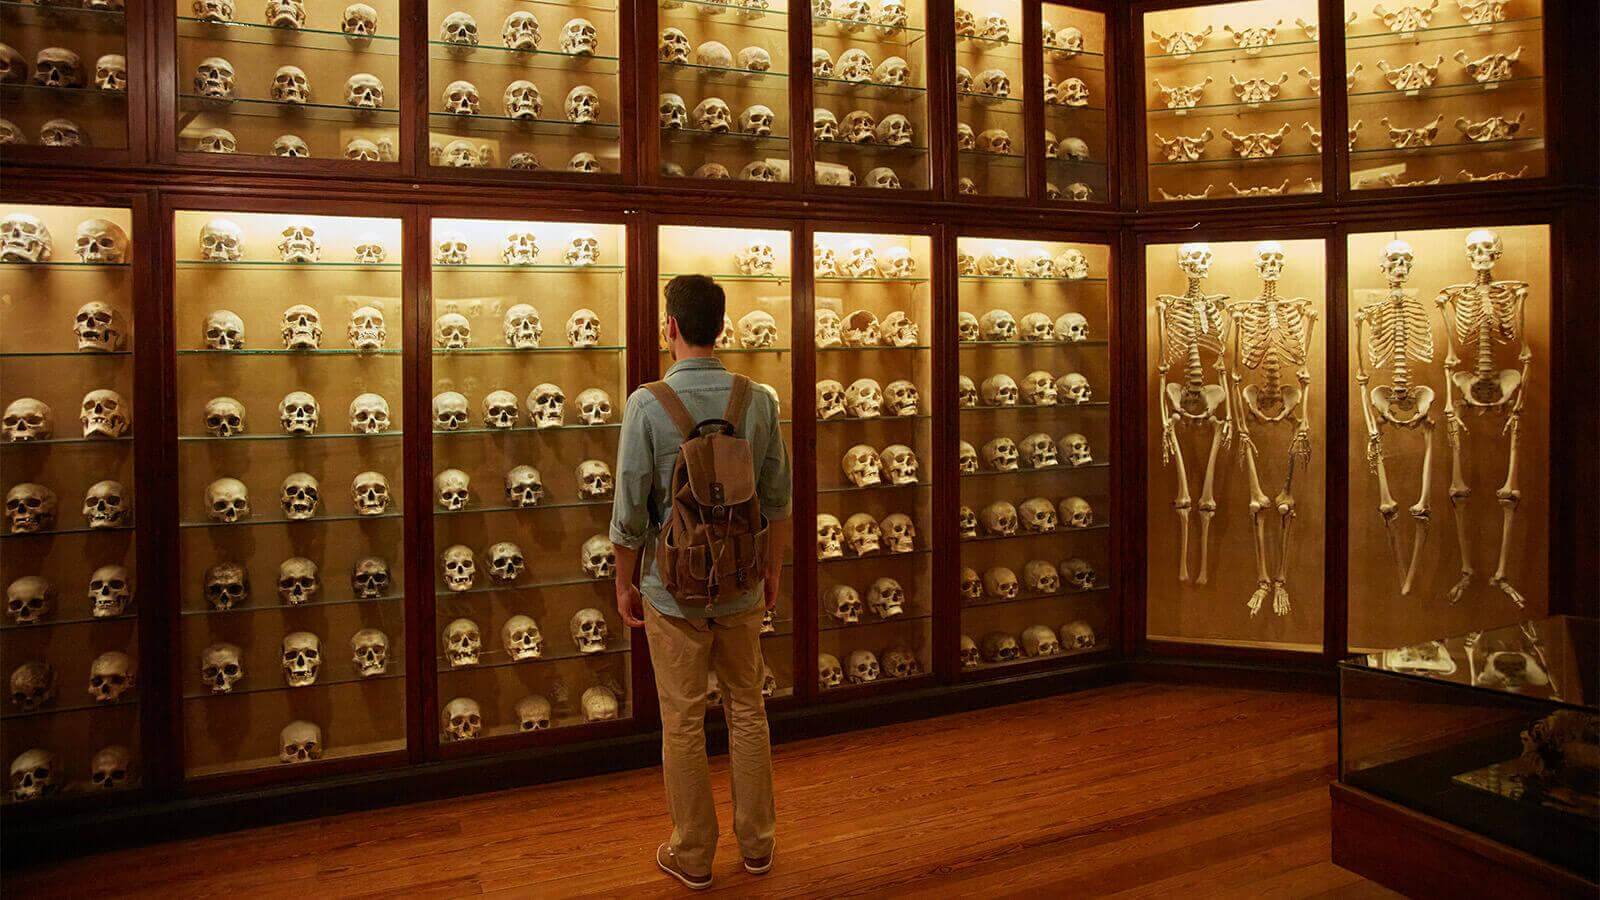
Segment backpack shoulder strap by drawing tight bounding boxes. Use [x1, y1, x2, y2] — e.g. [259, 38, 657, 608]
[723, 374, 752, 432]
[644, 381, 696, 441]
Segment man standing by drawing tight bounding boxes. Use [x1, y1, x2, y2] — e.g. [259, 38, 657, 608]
[610, 275, 791, 889]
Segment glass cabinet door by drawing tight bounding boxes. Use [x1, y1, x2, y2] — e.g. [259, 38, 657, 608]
[174, 0, 403, 162]
[3, 204, 141, 802]
[1, 2, 131, 152]
[810, 0, 930, 191]
[427, 0, 622, 175]
[954, 1, 1025, 198]
[658, 0, 792, 183]
[429, 217, 631, 741]
[813, 231, 934, 691]
[956, 237, 1113, 672]
[1042, 3, 1109, 203]
[656, 225, 795, 702]
[173, 209, 407, 777]
[1143, 237, 1326, 652]
[1344, 0, 1546, 190]
[1142, 0, 1324, 203]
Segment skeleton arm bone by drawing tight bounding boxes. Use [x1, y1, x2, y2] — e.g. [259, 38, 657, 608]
[1289, 304, 1318, 468]
[1352, 307, 1383, 463]
[1156, 299, 1178, 463]
[1434, 289, 1468, 441]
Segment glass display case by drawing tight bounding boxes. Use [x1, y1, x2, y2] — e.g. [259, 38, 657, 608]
[658, 0, 792, 183]
[1, 0, 131, 153]
[813, 230, 933, 691]
[956, 236, 1113, 672]
[1345, 225, 1550, 651]
[173, 0, 402, 162]
[2, 203, 141, 803]
[1042, 3, 1109, 203]
[1143, 237, 1325, 651]
[427, 0, 621, 175]
[657, 225, 795, 703]
[810, 0, 930, 191]
[429, 216, 632, 741]
[172, 208, 408, 777]
[1339, 616, 1597, 882]
[1344, 0, 1546, 190]
[954, 0, 1025, 198]
[1141, 0, 1324, 203]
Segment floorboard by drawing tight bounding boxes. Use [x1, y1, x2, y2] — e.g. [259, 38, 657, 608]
[6, 683, 1397, 899]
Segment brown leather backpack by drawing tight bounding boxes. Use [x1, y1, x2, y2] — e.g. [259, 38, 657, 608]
[645, 374, 770, 611]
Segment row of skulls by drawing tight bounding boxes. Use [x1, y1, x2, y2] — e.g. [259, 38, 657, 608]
[810, 0, 909, 36]
[955, 369, 1094, 407]
[964, 246, 1091, 279]
[7, 568, 132, 624]
[953, 65, 1014, 98]
[658, 32, 771, 72]
[962, 621, 1098, 668]
[436, 230, 600, 266]
[962, 558, 1098, 603]
[200, 392, 392, 437]
[433, 140, 606, 173]
[0, 43, 126, 91]
[443, 609, 611, 668]
[817, 308, 921, 349]
[203, 555, 393, 610]
[432, 385, 613, 431]
[819, 646, 920, 686]
[190, 0, 378, 34]
[8, 652, 135, 713]
[194, 218, 393, 264]
[438, 11, 599, 56]
[960, 495, 1095, 540]
[840, 443, 920, 488]
[10, 746, 132, 801]
[444, 684, 619, 741]
[440, 535, 615, 590]
[817, 377, 919, 419]
[812, 49, 913, 86]
[815, 241, 918, 278]
[197, 628, 392, 695]
[434, 307, 603, 351]
[203, 132, 399, 161]
[959, 432, 1095, 472]
[433, 460, 616, 510]
[201, 472, 392, 522]
[442, 80, 601, 125]
[0, 214, 129, 264]
[963, 308, 1093, 343]
[824, 577, 909, 623]
[192, 58, 386, 109]
[5, 390, 130, 441]
[817, 511, 917, 558]
[955, 122, 1014, 156]
[814, 161, 908, 190]
[660, 94, 775, 137]
[6, 481, 130, 534]
[0, 116, 90, 148]
[663, 159, 785, 181]
[814, 108, 916, 148]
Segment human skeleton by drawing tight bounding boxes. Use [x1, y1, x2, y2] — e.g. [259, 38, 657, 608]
[1155, 243, 1234, 584]
[1435, 230, 1531, 607]
[1353, 240, 1437, 596]
[1227, 243, 1317, 615]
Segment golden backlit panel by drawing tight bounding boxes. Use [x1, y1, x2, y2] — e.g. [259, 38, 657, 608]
[956, 238, 1113, 671]
[955, 0, 1025, 198]
[430, 218, 632, 740]
[1143, 0, 1323, 203]
[1144, 238, 1326, 651]
[1344, 0, 1546, 190]
[427, 0, 622, 173]
[1, 3, 130, 150]
[1043, 3, 1109, 203]
[2, 204, 140, 802]
[174, 0, 403, 160]
[657, 225, 794, 700]
[172, 210, 407, 776]
[1346, 226, 1549, 650]
[814, 232, 933, 689]
[812, 0, 931, 190]
[659, 0, 793, 182]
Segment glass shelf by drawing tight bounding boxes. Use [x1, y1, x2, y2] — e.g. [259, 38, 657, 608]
[178, 512, 403, 529]
[184, 669, 404, 700]
[0, 351, 131, 361]
[673, 0, 785, 21]
[177, 348, 402, 356]
[656, 346, 791, 353]
[957, 276, 1107, 285]
[817, 480, 929, 495]
[960, 339, 1110, 347]
[1146, 37, 1319, 64]
[813, 77, 926, 100]
[816, 413, 930, 424]
[957, 90, 1023, 109]
[0, 261, 129, 270]
[960, 149, 1024, 169]
[964, 641, 1108, 671]
[1, 525, 134, 540]
[661, 127, 791, 149]
[961, 584, 1113, 609]
[0, 612, 137, 632]
[432, 422, 621, 436]
[432, 345, 626, 355]
[1351, 136, 1544, 162]
[659, 61, 789, 86]
[1346, 15, 1543, 49]
[177, 431, 402, 443]
[0, 435, 133, 447]
[818, 611, 933, 633]
[175, 259, 399, 270]
[962, 522, 1112, 544]
[435, 643, 629, 673]
[434, 498, 612, 516]
[1047, 158, 1111, 175]
[815, 344, 930, 352]
[0, 0, 124, 29]
[961, 461, 1110, 479]
[1148, 95, 1322, 121]
[1348, 76, 1543, 106]
[961, 402, 1111, 413]
[427, 40, 619, 74]
[813, 141, 930, 160]
[1, 698, 137, 722]
[181, 595, 404, 617]
[0, 83, 128, 105]
[178, 16, 400, 53]
[1045, 103, 1107, 115]
[436, 574, 608, 597]
[815, 276, 928, 285]
[427, 112, 620, 136]
[1149, 150, 1323, 170]
[818, 547, 930, 565]
[659, 272, 788, 282]
[178, 95, 401, 123]
[434, 263, 624, 273]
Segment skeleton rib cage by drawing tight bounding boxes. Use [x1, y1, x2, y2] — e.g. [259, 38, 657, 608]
[1158, 293, 1228, 381]
[1362, 289, 1434, 377]
[1441, 278, 1526, 377]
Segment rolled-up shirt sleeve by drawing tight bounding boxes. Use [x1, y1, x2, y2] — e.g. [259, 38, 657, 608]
[756, 393, 792, 521]
[609, 389, 656, 550]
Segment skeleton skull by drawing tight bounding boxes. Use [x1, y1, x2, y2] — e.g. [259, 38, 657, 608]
[351, 471, 391, 515]
[582, 686, 618, 722]
[818, 653, 843, 689]
[505, 465, 545, 507]
[959, 635, 980, 668]
[846, 650, 880, 683]
[836, 49, 873, 82]
[981, 631, 1020, 662]
[581, 535, 615, 579]
[1063, 432, 1092, 466]
[570, 460, 612, 502]
[827, 584, 862, 623]
[277, 223, 320, 263]
[959, 568, 983, 601]
[280, 304, 322, 349]
[443, 698, 481, 741]
[501, 10, 540, 49]
[957, 505, 978, 538]
[978, 128, 1012, 154]
[351, 556, 389, 599]
[874, 56, 910, 86]
[979, 501, 1018, 536]
[980, 373, 1019, 407]
[272, 557, 317, 605]
[88, 650, 135, 702]
[866, 167, 901, 189]
[1, 214, 52, 262]
[9, 661, 55, 711]
[440, 11, 479, 45]
[880, 645, 918, 678]
[74, 219, 129, 265]
[1061, 620, 1097, 649]
[1019, 496, 1057, 533]
[881, 444, 919, 485]
[659, 28, 690, 64]
[515, 695, 552, 731]
[844, 512, 882, 555]
[433, 312, 471, 350]
[566, 232, 600, 265]
[1055, 312, 1090, 343]
[203, 562, 248, 611]
[203, 477, 249, 524]
[866, 578, 905, 619]
[692, 97, 732, 132]
[528, 383, 566, 427]
[562, 17, 598, 55]
[1061, 557, 1096, 590]
[817, 513, 845, 559]
[981, 437, 1018, 471]
[1060, 496, 1094, 530]
[1019, 371, 1057, 407]
[487, 541, 525, 583]
[842, 310, 880, 347]
[739, 103, 775, 136]
[6, 577, 53, 625]
[571, 607, 609, 651]
[695, 40, 734, 68]
[6, 483, 57, 533]
[957, 376, 978, 407]
[884, 379, 920, 416]
[735, 310, 778, 349]
[496, 303, 544, 349]
[78, 479, 127, 529]
[444, 618, 482, 667]
[342, 389, 389, 432]
[191, 55, 232, 98]
[441, 544, 475, 591]
[346, 627, 388, 677]
[982, 567, 1019, 600]
[430, 391, 468, 431]
[841, 443, 883, 486]
[346, 138, 382, 162]
[3, 398, 52, 442]
[1058, 372, 1092, 405]
[432, 468, 471, 511]
[844, 379, 882, 418]
[10, 750, 58, 801]
[344, 72, 384, 108]
[197, 219, 243, 262]
[76, 388, 127, 438]
[575, 388, 613, 425]
[881, 513, 916, 552]
[1021, 624, 1061, 657]
[977, 69, 1011, 98]
[1023, 560, 1061, 594]
[200, 642, 244, 694]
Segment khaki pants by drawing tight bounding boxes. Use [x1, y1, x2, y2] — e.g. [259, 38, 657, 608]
[643, 599, 776, 876]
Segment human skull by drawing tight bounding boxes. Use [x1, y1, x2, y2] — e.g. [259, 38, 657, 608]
[952, 635, 979, 670]
[977, 68, 1011, 98]
[571, 459, 612, 501]
[957, 376, 978, 407]
[9, 661, 55, 710]
[88, 650, 136, 701]
[1055, 372, 1091, 406]
[561, 85, 599, 125]
[571, 607, 609, 651]
[3, 398, 51, 442]
[812, 108, 839, 142]
[199, 642, 244, 694]
[1021, 624, 1061, 657]
[345, 138, 381, 162]
[881, 444, 919, 485]
[812, 310, 844, 351]
[656, 92, 688, 130]
[979, 501, 1018, 536]
[836, 49, 873, 82]
[334, 2, 378, 34]
[9, 750, 59, 801]
[278, 304, 322, 349]
[733, 46, 771, 73]
[884, 379, 920, 417]
[5, 577, 52, 625]
[979, 11, 1010, 42]
[844, 379, 882, 419]
[6, 483, 56, 533]
[1057, 495, 1093, 530]
[811, 48, 834, 78]
[1059, 77, 1089, 106]
[981, 437, 1019, 471]
[429, 391, 467, 431]
[695, 40, 734, 68]
[692, 163, 730, 179]
[946, 505, 974, 541]
[1021, 249, 1055, 279]
[566, 232, 600, 265]
[203, 562, 247, 610]
[1176, 242, 1213, 278]
[826, 584, 863, 623]
[74, 388, 127, 439]
[528, 383, 566, 427]
[441, 545, 475, 591]
[575, 388, 613, 425]
[1023, 559, 1061, 594]
[582, 687, 618, 722]
[85, 744, 130, 791]
[818, 653, 843, 688]
[846, 650, 879, 684]
[265, 65, 311, 107]
[658, 27, 690, 64]
[1464, 229, 1503, 271]
[1061, 620, 1096, 649]
[1063, 432, 1092, 466]
[201, 477, 248, 524]
[515, 695, 552, 731]
[493, 305, 543, 350]
[739, 103, 775, 136]
[959, 567, 983, 601]
[880, 645, 918, 678]
[1020, 432, 1060, 469]
[729, 310, 778, 351]
[841, 443, 883, 486]
[351, 471, 391, 515]
[692, 97, 731, 132]
[872, 56, 911, 87]
[497, 80, 541, 120]
[974, 128, 1012, 157]
[500, 10, 539, 48]
[431, 468, 470, 511]
[842, 110, 877, 144]
[817, 513, 844, 558]
[189, 55, 233, 98]
[1061, 557, 1096, 590]
[487, 541, 525, 583]
[443, 618, 482, 667]
[863, 577, 906, 619]
[82, 565, 129, 619]
[73, 219, 130, 266]
[0, 213, 52, 263]
[957, 443, 979, 476]
[561, 17, 598, 55]
[78, 480, 127, 529]
[1057, 138, 1091, 163]
[439, 10, 479, 45]
[1056, 312, 1090, 343]
[981, 631, 1020, 663]
[428, 314, 471, 354]
[1380, 239, 1415, 283]
[982, 567, 1019, 600]
[569, 152, 602, 173]
[1022, 370, 1058, 406]
[844, 512, 882, 555]
[351, 556, 389, 599]
[442, 698, 481, 741]
[1019, 496, 1058, 533]
[271, 557, 318, 605]
[980, 373, 1019, 407]
[842, 311, 880, 348]
[505, 465, 545, 507]
[866, 167, 902, 190]
[36, 117, 82, 147]
[581, 535, 615, 579]
[977, 309, 1018, 343]
[344, 72, 383, 108]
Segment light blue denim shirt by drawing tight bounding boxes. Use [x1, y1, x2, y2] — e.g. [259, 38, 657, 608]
[610, 356, 792, 618]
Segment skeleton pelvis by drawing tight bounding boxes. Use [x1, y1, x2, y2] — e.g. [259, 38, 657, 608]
[1371, 385, 1434, 426]
[1167, 382, 1226, 420]
[1241, 383, 1299, 423]
[1453, 368, 1520, 408]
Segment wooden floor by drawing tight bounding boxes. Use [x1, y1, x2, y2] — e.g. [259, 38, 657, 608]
[10, 684, 1397, 899]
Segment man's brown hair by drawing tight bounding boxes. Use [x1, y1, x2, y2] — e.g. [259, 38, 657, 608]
[664, 274, 726, 347]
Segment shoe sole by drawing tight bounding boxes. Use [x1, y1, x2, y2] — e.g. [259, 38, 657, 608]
[744, 840, 775, 875]
[658, 848, 712, 891]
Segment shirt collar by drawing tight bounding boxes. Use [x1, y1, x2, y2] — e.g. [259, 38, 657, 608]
[664, 355, 727, 377]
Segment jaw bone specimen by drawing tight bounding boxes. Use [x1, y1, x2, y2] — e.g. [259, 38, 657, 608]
[1354, 240, 1439, 597]
[1226, 242, 1318, 616]
[1434, 229, 1532, 608]
[1154, 243, 1235, 585]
